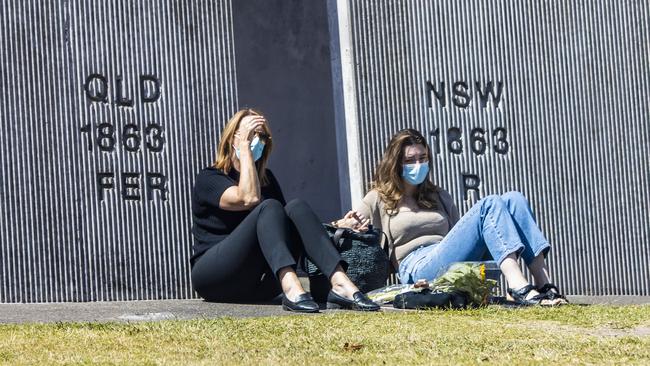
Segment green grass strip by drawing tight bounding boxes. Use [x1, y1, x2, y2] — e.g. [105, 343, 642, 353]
[1, 305, 649, 365]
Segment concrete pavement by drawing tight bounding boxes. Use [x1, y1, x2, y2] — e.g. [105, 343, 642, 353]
[1, 296, 648, 324]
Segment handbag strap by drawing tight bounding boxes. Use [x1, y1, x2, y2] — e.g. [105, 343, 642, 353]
[380, 230, 396, 273]
[332, 228, 348, 249]
[380, 231, 390, 256]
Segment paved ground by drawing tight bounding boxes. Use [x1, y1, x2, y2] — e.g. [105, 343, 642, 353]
[0, 299, 291, 324]
[1, 296, 649, 324]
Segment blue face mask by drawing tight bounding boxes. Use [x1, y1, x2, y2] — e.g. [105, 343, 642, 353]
[402, 162, 429, 185]
[235, 136, 265, 162]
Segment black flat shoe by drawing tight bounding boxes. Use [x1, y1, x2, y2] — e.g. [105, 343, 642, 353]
[282, 292, 319, 313]
[326, 291, 380, 311]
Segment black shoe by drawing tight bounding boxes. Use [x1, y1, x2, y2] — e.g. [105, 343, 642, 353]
[536, 283, 569, 303]
[282, 292, 319, 313]
[326, 291, 380, 311]
[507, 284, 564, 307]
[507, 285, 546, 306]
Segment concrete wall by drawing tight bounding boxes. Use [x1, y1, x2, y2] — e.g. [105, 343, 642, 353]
[0, 0, 344, 303]
[0, 0, 238, 302]
[334, 0, 650, 296]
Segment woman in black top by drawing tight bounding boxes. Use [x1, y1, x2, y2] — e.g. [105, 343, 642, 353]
[191, 109, 379, 312]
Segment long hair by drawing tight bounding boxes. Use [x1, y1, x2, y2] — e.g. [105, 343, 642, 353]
[213, 108, 273, 185]
[372, 128, 439, 214]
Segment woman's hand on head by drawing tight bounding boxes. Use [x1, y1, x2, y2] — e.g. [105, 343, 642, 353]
[235, 115, 266, 145]
[334, 210, 370, 232]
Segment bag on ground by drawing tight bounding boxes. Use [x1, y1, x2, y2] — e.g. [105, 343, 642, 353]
[305, 224, 390, 302]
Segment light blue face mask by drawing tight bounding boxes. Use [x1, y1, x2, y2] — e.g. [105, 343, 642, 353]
[402, 162, 429, 185]
[235, 136, 265, 162]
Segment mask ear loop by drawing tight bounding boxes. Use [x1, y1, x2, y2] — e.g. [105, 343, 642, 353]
[231, 133, 240, 157]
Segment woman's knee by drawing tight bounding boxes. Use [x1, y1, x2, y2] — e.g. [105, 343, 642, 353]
[501, 191, 529, 208]
[257, 198, 284, 214]
[479, 194, 504, 208]
[284, 198, 311, 215]
[477, 194, 509, 216]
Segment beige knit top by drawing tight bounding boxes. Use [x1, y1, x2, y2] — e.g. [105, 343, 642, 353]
[389, 205, 449, 260]
[354, 189, 460, 269]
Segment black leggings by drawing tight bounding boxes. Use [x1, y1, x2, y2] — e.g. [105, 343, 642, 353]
[191, 198, 343, 302]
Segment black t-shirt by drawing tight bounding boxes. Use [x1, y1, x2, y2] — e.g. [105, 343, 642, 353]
[190, 167, 286, 264]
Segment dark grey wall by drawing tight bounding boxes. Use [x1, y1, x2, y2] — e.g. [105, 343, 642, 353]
[232, 0, 342, 221]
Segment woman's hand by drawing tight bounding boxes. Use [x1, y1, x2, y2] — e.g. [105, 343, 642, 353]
[219, 114, 266, 211]
[235, 115, 266, 146]
[333, 210, 370, 232]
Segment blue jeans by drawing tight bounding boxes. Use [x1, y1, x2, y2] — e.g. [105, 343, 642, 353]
[398, 191, 551, 284]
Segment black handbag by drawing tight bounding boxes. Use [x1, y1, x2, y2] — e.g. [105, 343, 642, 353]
[304, 224, 390, 302]
[393, 289, 469, 309]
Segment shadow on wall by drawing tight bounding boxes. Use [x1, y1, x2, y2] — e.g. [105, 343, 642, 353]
[232, 0, 342, 221]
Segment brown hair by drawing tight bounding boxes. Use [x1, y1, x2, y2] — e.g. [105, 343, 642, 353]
[372, 128, 439, 214]
[213, 108, 273, 185]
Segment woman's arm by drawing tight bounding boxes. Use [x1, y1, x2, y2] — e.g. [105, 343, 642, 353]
[219, 115, 266, 211]
[333, 191, 377, 231]
[332, 210, 370, 232]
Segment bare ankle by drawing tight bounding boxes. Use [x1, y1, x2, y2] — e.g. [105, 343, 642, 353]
[330, 273, 358, 299]
[278, 267, 305, 301]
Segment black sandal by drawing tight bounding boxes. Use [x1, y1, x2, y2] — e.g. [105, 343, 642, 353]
[537, 283, 569, 303]
[507, 284, 553, 306]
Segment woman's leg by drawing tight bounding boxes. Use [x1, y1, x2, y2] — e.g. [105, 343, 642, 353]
[191, 199, 304, 302]
[499, 192, 551, 265]
[528, 254, 552, 287]
[284, 199, 361, 299]
[402, 195, 529, 286]
[500, 191, 558, 288]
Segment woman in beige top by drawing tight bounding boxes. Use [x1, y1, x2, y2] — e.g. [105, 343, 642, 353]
[334, 129, 567, 306]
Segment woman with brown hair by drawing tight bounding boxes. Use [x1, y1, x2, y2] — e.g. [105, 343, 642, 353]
[335, 128, 567, 306]
[190, 109, 379, 312]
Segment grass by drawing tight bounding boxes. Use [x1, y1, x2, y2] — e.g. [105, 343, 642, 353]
[1, 305, 649, 365]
